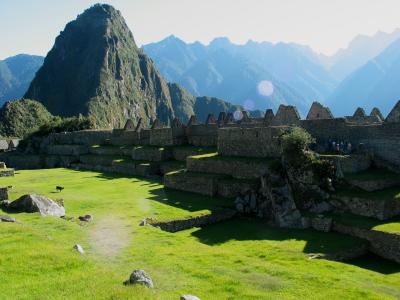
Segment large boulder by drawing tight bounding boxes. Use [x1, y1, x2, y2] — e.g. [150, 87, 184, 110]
[9, 194, 65, 217]
[124, 269, 153, 288]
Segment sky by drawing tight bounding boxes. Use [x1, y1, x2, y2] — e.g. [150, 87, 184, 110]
[1, 0, 400, 59]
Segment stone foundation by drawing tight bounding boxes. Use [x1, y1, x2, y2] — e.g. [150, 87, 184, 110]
[331, 195, 400, 220]
[164, 171, 224, 196]
[132, 146, 172, 162]
[0, 169, 15, 177]
[309, 243, 368, 262]
[186, 155, 274, 179]
[332, 222, 400, 263]
[148, 209, 236, 232]
[89, 146, 132, 157]
[46, 144, 88, 156]
[217, 179, 259, 198]
[347, 177, 400, 192]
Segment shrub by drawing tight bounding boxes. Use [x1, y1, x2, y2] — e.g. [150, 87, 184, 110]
[0, 99, 53, 138]
[33, 115, 95, 137]
[17, 115, 95, 152]
[281, 127, 315, 157]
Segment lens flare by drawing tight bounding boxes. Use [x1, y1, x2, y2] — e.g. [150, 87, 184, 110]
[234, 110, 243, 121]
[243, 99, 255, 111]
[257, 80, 274, 97]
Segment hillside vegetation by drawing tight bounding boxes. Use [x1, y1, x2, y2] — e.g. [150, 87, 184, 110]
[0, 99, 53, 138]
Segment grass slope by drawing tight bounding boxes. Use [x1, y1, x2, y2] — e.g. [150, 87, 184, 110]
[0, 169, 399, 299]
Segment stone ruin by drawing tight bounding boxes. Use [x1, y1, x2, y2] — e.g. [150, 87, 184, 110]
[2, 100, 400, 264]
[306, 102, 333, 120]
[271, 104, 301, 126]
[385, 100, 400, 123]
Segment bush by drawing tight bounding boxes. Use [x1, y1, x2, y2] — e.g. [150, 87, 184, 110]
[17, 115, 95, 152]
[0, 99, 54, 138]
[33, 115, 95, 137]
[281, 127, 315, 157]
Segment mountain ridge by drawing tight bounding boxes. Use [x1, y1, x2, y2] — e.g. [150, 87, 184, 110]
[144, 35, 337, 116]
[24, 4, 248, 128]
[0, 54, 44, 106]
[326, 35, 400, 116]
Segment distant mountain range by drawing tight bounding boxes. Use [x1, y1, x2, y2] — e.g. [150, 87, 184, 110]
[1, 18, 400, 119]
[326, 35, 400, 116]
[319, 29, 400, 81]
[144, 36, 336, 116]
[0, 54, 44, 105]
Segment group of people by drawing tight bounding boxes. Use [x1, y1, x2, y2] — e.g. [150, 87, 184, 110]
[327, 139, 353, 154]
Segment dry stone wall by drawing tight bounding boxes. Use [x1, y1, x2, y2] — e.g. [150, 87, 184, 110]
[333, 222, 400, 263]
[217, 127, 286, 158]
[148, 209, 237, 232]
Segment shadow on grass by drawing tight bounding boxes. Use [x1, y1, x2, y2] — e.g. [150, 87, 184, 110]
[344, 252, 400, 275]
[147, 187, 234, 213]
[191, 217, 366, 255]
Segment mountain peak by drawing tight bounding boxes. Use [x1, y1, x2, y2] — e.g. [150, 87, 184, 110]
[209, 37, 232, 49]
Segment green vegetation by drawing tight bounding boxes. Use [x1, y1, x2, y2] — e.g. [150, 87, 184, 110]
[0, 99, 53, 138]
[31, 115, 95, 137]
[0, 168, 399, 299]
[281, 127, 315, 157]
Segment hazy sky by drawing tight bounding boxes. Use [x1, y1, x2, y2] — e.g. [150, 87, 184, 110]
[1, 0, 400, 59]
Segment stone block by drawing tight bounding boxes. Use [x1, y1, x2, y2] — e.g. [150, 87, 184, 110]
[218, 126, 286, 158]
[331, 195, 400, 220]
[217, 179, 259, 198]
[164, 170, 223, 196]
[187, 154, 274, 179]
[132, 146, 172, 162]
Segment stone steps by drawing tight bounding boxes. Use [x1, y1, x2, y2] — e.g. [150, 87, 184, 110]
[217, 178, 259, 198]
[159, 161, 185, 175]
[89, 145, 132, 156]
[46, 144, 88, 156]
[330, 214, 400, 263]
[132, 146, 173, 162]
[164, 170, 260, 198]
[147, 209, 237, 232]
[331, 186, 400, 220]
[71, 161, 159, 178]
[164, 170, 226, 196]
[186, 153, 276, 179]
[344, 168, 400, 192]
[77, 154, 160, 177]
[171, 146, 216, 162]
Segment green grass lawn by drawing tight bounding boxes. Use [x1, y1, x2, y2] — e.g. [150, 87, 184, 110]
[0, 169, 399, 299]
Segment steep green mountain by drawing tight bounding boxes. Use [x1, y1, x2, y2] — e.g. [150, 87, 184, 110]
[25, 4, 242, 128]
[326, 36, 400, 116]
[0, 99, 53, 138]
[0, 54, 44, 105]
[144, 36, 337, 116]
